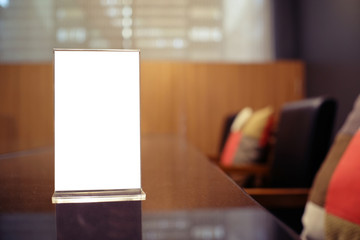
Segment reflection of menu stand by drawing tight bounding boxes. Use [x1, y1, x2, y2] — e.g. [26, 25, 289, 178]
[56, 201, 142, 240]
[52, 49, 145, 204]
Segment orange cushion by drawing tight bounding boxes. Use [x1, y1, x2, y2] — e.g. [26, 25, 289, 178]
[220, 131, 242, 166]
[326, 129, 360, 225]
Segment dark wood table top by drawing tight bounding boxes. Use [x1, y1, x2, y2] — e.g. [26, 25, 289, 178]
[141, 134, 258, 211]
[0, 134, 299, 239]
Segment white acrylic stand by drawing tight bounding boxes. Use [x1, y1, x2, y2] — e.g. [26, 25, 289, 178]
[52, 49, 145, 204]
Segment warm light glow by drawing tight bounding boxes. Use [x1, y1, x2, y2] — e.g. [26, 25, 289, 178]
[54, 49, 141, 192]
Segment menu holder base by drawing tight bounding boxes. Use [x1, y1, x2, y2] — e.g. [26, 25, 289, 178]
[52, 188, 146, 204]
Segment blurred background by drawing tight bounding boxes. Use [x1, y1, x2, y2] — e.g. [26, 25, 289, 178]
[0, 0, 359, 157]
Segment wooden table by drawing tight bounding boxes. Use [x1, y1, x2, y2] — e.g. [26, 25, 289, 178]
[0, 134, 299, 239]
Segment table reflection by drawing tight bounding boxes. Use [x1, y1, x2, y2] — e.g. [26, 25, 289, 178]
[0, 213, 56, 240]
[0, 202, 298, 239]
[142, 207, 296, 240]
[56, 201, 142, 240]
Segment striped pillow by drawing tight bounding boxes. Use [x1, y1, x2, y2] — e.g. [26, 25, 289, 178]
[232, 106, 274, 165]
[301, 95, 360, 239]
[220, 107, 253, 166]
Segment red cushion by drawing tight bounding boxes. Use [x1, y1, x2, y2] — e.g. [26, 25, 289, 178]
[220, 132, 242, 166]
[326, 130, 360, 225]
[258, 114, 274, 148]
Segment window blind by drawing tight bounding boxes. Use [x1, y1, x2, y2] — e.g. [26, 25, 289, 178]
[0, 0, 274, 63]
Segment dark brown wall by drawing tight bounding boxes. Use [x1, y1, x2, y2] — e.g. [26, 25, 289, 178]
[274, 0, 360, 131]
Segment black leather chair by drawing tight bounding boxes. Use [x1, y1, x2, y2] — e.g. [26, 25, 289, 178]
[270, 97, 337, 188]
[218, 97, 337, 193]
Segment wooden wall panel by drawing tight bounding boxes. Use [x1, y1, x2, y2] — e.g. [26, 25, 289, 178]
[0, 64, 54, 153]
[140, 61, 304, 156]
[0, 61, 304, 156]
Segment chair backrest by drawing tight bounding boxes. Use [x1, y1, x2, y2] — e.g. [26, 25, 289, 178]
[270, 97, 337, 188]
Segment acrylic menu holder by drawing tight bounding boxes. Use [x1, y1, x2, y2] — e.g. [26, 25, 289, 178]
[52, 49, 145, 204]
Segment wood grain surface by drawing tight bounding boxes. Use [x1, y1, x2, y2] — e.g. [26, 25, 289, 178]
[0, 61, 304, 155]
